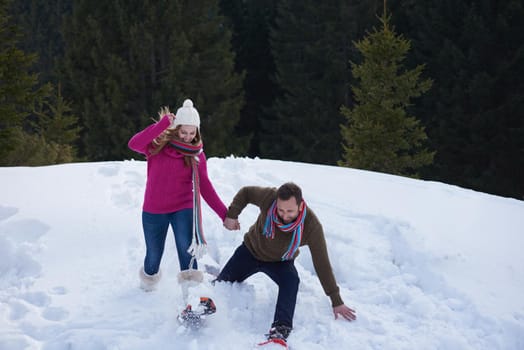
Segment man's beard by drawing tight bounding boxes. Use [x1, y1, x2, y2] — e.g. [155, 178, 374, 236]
[278, 214, 296, 225]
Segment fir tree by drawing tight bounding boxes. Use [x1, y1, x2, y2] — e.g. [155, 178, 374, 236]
[262, 0, 350, 165]
[9, 0, 71, 85]
[392, 0, 524, 198]
[339, 12, 434, 177]
[33, 84, 81, 152]
[173, 0, 246, 157]
[219, 0, 278, 157]
[0, 0, 49, 164]
[259, 0, 382, 165]
[62, 0, 244, 161]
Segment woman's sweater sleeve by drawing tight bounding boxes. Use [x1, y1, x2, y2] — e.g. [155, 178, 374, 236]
[128, 115, 171, 154]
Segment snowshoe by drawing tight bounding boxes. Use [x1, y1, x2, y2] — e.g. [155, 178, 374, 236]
[257, 324, 291, 349]
[257, 338, 288, 349]
[177, 296, 216, 330]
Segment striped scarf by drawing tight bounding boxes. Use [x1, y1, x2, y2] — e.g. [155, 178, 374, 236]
[262, 199, 307, 261]
[169, 139, 206, 259]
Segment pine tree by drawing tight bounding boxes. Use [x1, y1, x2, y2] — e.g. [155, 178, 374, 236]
[339, 12, 434, 177]
[259, 0, 383, 165]
[0, 0, 49, 164]
[33, 84, 81, 151]
[62, 0, 244, 161]
[392, 0, 524, 198]
[173, 0, 246, 157]
[62, 0, 148, 160]
[219, 0, 278, 157]
[261, 0, 351, 165]
[9, 0, 71, 85]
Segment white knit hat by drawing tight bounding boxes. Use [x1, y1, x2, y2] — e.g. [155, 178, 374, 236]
[173, 99, 200, 129]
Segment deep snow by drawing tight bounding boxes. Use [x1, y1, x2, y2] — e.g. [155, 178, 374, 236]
[1, 157, 523, 349]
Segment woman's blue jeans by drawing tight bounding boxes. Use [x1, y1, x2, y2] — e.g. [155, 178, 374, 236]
[217, 243, 300, 328]
[142, 209, 194, 275]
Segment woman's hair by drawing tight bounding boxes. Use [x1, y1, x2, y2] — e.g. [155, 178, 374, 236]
[149, 123, 202, 166]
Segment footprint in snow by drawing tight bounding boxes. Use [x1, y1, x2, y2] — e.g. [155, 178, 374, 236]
[0, 218, 49, 243]
[97, 163, 120, 177]
[19, 291, 51, 308]
[0, 205, 18, 222]
[42, 306, 69, 322]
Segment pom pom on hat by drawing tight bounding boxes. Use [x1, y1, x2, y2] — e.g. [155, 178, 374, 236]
[173, 99, 200, 128]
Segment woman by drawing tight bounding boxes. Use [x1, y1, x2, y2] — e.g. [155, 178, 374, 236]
[128, 99, 227, 291]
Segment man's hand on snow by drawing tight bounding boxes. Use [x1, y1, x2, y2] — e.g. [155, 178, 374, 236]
[333, 304, 356, 321]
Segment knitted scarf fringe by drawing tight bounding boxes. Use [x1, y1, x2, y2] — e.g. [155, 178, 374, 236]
[262, 200, 307, 261]
[169, 140, 206, 259]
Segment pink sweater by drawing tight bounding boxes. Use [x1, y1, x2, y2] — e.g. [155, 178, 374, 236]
[128, 115, 227, 220]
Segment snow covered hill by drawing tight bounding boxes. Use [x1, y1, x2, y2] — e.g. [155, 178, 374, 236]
[1, 157, 523, 349]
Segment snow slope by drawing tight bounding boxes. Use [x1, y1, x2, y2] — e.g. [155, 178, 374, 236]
[1, 157, 523, 349]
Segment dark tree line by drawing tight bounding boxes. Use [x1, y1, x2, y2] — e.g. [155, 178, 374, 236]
[389, 0, 524, 199]
[2, 0, 523, 199]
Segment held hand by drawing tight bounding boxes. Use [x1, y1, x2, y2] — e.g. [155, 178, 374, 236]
[333, 304, 356, 321]
[223, 217, 240, 231]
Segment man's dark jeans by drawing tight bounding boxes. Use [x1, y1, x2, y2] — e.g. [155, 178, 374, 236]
[217, 243, 299, 328]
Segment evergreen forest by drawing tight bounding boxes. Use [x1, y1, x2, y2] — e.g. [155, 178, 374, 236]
[1, 0, 523, 200]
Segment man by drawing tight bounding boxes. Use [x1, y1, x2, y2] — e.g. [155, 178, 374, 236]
[219, 182, 356, 343]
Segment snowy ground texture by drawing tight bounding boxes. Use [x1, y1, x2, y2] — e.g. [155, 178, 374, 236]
[1, 157, 523, 350]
